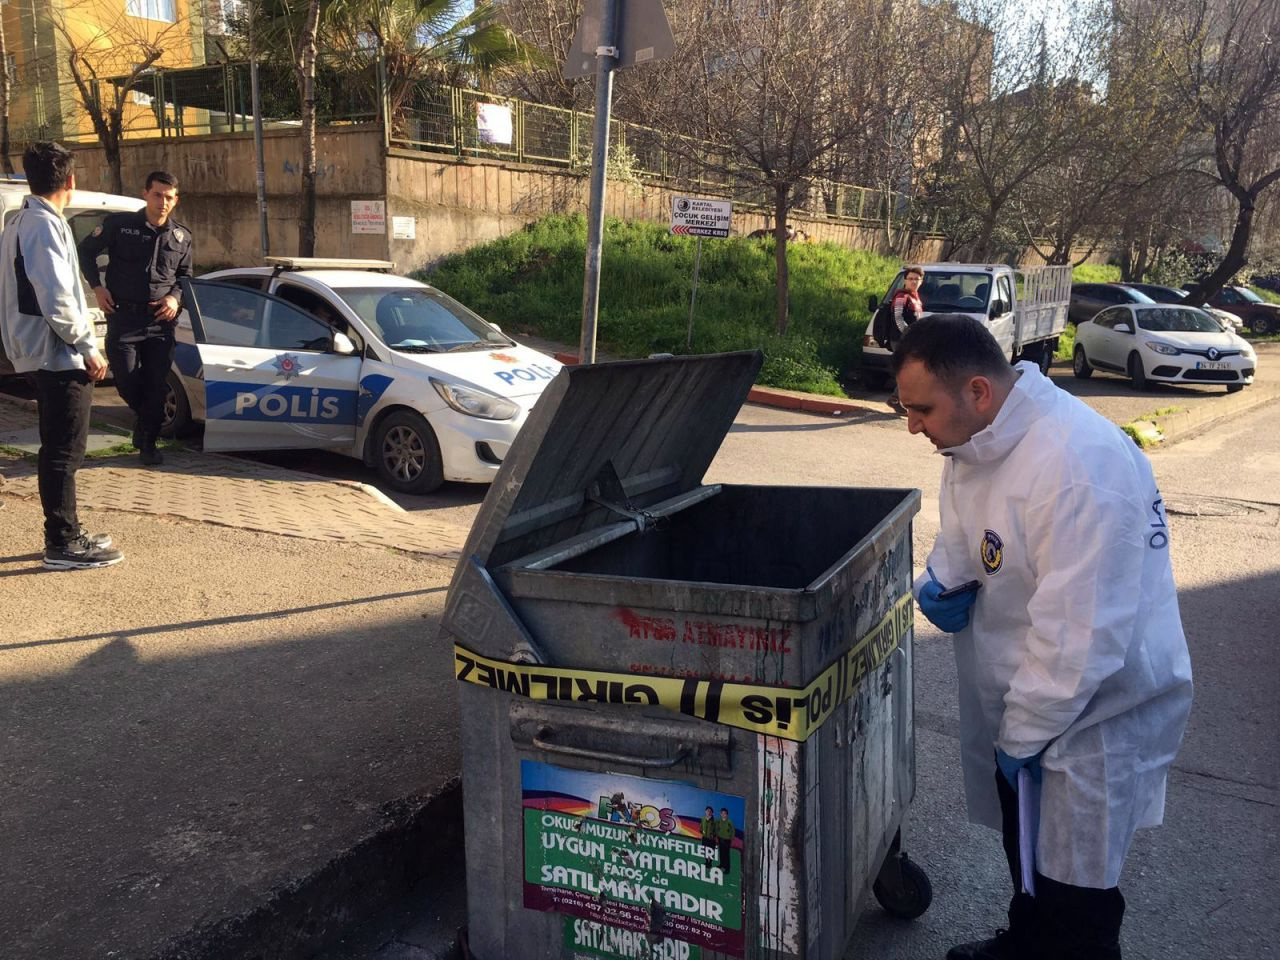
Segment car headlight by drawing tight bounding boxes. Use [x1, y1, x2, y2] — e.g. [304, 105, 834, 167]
[430, 378, 519, 420]
[1144, 341, 1179, 355]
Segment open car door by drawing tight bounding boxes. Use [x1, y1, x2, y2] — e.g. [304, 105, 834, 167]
[181, 278, 363, 452]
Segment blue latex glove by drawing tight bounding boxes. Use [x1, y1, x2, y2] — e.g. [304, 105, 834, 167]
[996, 748, 1043, 790]
[917, 570, 978, 633]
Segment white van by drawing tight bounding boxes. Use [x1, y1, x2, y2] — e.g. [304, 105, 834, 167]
[0, 175, 145, 376]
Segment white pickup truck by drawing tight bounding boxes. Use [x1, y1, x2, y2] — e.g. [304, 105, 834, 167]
[860, 263, 1072, 390]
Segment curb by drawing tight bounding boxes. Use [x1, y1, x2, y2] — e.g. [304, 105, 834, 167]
[552, 353, 871, 417]
[1141, 385, 1279, 446]
[149, 780, 464, 960]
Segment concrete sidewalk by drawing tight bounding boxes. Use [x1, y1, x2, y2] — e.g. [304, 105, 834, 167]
[0, 396, 472, 960]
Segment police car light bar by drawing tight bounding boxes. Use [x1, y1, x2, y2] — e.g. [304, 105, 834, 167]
[263, 256, 397, 272]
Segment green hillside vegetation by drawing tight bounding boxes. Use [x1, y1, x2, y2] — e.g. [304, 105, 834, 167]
[1070, 263, 1122, 284]
[421, 215, 901, 396]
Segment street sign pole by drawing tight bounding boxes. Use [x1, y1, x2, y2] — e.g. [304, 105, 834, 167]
[686, 236, 703, 351]
[578, 0, 619, 366]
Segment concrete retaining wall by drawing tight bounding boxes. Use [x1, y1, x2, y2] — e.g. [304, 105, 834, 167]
[52, 129, 1104, 273]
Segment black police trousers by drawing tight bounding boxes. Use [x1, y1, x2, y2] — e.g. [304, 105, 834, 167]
[996, 767, 1126, 959]
[29, 368, 93, 548]
[106, 306, 175, 447]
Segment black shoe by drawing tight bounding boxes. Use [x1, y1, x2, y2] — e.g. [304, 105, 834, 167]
[139, 445, 164, 466]
[946, 929, 1018, 960]
[43, 535, 124, 570]
[82, 531, 113, 550]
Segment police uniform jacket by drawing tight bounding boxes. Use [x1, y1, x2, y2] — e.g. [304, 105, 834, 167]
[78, 210, 193, 328]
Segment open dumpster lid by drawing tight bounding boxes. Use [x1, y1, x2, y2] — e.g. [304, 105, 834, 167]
[458, 351, 762, 571]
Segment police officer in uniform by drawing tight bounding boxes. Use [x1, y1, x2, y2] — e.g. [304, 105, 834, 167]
[78, 170, 192, 465]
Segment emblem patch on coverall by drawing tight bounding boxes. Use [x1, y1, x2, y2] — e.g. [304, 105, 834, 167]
[981, 529, 1004, 574]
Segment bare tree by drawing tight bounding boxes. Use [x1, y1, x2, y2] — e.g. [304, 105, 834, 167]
[1136, 0, 1280, 302]
[45, 1, 181, 193]
[640, 0, 877, 335]
[924, 0, 1111, 262]
[495, 0, 586, 108]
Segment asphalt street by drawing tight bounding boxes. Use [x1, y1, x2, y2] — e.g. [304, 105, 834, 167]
[315, 374, 1278, 959]
[3, 355, 1276, 960]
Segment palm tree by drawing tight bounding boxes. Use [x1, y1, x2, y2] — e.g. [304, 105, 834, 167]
[325, 0, 536, 139]
[239, 0, 532, 255]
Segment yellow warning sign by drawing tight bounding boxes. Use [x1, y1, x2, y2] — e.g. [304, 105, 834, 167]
[454, 593, 912, 742]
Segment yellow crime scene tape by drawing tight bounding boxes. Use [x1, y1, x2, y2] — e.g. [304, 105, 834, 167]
[454, 592, 913, 743]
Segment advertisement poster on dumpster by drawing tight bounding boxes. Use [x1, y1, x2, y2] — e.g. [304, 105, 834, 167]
[564, 916, 701, 960]
[522, 760, 744, 956]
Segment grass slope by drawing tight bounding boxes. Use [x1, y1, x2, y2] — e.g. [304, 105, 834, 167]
[421, 215, 902, 396]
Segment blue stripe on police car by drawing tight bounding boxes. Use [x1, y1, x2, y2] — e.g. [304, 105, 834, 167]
[206, 381, 358, 423]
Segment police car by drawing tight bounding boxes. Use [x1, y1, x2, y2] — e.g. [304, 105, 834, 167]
[0, 175, 144, 377]
[164, 257, 563, 494]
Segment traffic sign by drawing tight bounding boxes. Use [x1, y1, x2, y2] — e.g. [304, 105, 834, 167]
[671, 196, 732, 239]
[564, 0, 676, 79]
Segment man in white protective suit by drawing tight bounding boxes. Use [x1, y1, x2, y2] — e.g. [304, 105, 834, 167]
[890, 315, 1193, 960]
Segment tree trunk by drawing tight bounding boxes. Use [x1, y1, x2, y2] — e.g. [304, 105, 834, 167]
[1184, 198, 1254, 305]
[773, 183, 790, 336]
[0, 14, 12, 175]
[297, 0, 321, 257]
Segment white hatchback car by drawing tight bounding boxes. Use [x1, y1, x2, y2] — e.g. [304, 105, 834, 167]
[0, 176, 144, 376]
[1072, 303, 1257, 392]
[165, 257, 563, 493]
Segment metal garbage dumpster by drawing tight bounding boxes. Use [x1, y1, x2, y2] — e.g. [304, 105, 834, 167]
[445, 352, 929, 960]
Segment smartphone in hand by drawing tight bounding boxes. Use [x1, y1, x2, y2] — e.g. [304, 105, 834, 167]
[936, 579, 983, 600]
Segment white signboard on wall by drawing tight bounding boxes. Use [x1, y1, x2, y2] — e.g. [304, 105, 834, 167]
[351, 200, 386, 235]
[392, 216, 416, 240]
[476, 103, 513, 145]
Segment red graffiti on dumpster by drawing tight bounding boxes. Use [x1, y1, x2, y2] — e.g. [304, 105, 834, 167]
[614, 608, 793, 655]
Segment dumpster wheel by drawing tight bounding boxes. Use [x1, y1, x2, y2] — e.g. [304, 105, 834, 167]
[873, 851, 933, 920]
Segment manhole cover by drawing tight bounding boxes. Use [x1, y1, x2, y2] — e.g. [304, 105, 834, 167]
[1162, 495, 1272, 518]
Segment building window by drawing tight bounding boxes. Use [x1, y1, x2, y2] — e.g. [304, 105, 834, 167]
[127, 0, 176, 22]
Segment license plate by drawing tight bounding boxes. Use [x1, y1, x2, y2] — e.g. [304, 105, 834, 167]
[1196, 361, 1230, 370]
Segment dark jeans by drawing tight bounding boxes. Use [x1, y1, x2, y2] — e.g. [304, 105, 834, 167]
[106, 311, 174, 446]
[996, 767, 1125, 959]
[30, 369, 93, 548]
[717, 838, 732, 874]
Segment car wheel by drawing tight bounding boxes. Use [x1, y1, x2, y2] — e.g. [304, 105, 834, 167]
[1226, 383, 1245, 393]
[1128, 352, 1150, 391]
[1072, 345, 1093, 379]
[373, 409, 444, 495]
[1036, 344, 1053, 375]
[1252, 315, 1276, 335]
[159, 370, 191, 438]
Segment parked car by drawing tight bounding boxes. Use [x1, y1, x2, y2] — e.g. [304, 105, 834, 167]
[1067, 283, 1154, 325]
[1196, 285, 1280, 334]
[1072, 303, 1256, 392]
[1123, 283, 1244, 332]
[163, 257, 563, 494]
[0, 175, 145, 376]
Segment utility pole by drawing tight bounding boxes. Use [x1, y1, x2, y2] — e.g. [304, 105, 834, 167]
[249, 0, 270, 258]
[577, 0, 618, 366]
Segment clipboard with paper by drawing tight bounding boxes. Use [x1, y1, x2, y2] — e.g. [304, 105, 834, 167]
[1018, 767, 1040, 896]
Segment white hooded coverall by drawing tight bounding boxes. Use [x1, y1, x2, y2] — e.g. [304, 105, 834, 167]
[916, 362, 1193, 889]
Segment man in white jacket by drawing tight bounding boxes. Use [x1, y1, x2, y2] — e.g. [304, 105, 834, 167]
[891, 315, 1192, 959]
[0, 142, 123, 569]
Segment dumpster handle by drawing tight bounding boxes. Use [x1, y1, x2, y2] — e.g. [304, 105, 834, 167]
[533, 727, 690, 768]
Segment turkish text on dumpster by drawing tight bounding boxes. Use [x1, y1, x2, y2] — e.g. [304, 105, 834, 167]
[523, 761, 745, 956]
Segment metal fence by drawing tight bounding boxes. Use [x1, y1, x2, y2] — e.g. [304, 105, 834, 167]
[10, 60, 919, 226]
